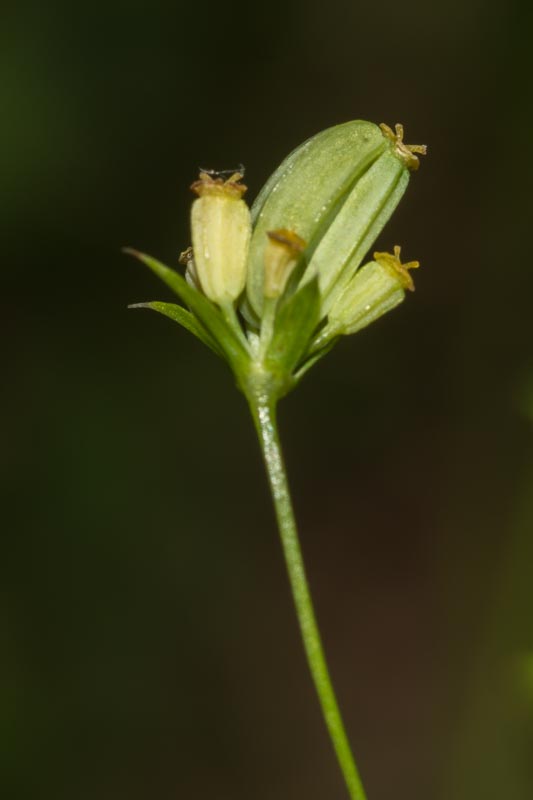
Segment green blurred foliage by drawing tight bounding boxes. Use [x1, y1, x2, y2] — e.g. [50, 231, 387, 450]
[2, 0, 533, 798]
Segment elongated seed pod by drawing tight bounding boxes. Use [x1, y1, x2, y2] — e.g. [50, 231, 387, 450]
[245, 121, 387, 317]
[302, 149, 408, 315]
[245, 120, 424, 319]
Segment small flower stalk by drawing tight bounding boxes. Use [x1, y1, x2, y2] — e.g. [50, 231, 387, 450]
[126, 120, 427, 800]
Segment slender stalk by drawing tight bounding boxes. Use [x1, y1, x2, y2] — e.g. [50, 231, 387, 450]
[220, 302, 250, 351]
[258, 297, 277, 359]
[247, 393, 368, 800]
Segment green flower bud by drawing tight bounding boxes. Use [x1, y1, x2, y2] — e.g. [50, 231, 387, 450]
[190, 171, 251, 306]
[328, 245, 419, 335]
[244, 121, 425, 319]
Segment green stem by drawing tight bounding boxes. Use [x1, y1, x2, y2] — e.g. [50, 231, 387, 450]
[258, 296, 277, 359]
[247, 392, 368, 800]
[221, 302, 250, 351]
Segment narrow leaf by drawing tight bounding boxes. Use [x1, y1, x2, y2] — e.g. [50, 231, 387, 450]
[265, 278, 320, 375]
[129, 302, 223, 357]
[124, 249, 249, 369]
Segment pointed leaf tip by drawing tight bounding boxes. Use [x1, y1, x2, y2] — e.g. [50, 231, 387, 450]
[130, 300, 224, 356]
[122, 246, 143, 257]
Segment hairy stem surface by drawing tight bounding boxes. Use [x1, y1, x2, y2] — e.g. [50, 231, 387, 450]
[247, 393, 368, 800]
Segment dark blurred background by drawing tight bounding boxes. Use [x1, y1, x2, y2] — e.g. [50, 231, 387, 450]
[2, 0, 533, 798]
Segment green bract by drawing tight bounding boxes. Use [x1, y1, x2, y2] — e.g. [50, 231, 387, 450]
[127, 120, 426, 403]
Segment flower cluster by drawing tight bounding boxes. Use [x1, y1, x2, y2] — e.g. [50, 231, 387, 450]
[127, 120, 425, 400]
